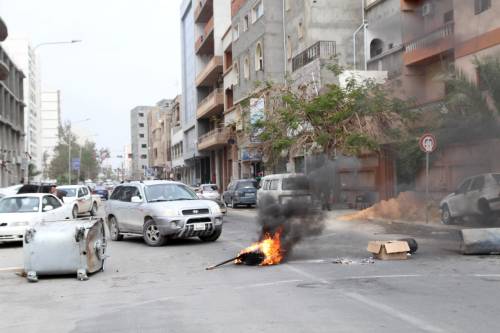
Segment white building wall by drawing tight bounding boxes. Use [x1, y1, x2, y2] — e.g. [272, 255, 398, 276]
[40, 91, 61, 169]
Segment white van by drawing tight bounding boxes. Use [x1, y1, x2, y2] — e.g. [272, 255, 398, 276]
[257, 173, 312, 206]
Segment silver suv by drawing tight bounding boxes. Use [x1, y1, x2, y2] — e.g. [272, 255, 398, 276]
[105, 180, 223, 246]
[440, 173, 500, 224]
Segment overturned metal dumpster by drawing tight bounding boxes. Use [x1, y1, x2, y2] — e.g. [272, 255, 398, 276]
[23, 218, 107, 282]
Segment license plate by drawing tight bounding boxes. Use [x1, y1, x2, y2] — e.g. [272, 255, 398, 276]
[194, 223, 206, 231]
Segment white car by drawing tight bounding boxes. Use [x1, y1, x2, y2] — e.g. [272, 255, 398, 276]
[0, 193, 72, 243]
[57, 185, 100, 218]
[440, 173, 500, 224]
[0, 184, 23, 198]
[197, 184, 221, 201]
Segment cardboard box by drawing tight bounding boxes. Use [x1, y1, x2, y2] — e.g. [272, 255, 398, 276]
[367, 241, 410, 260]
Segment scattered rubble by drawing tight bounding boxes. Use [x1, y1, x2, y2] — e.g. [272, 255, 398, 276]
[332, 257, 375, 265]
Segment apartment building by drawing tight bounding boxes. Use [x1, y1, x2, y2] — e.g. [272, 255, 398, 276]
[148, 99, 173, 179]
[170, 95, 184, 180]
[130, 106, 153, 179]
[0, 17, 25, 186]
[3, 39, 42, 176]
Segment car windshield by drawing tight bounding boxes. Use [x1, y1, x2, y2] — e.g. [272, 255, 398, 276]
[282, 176, 310, 191]
[145, 184, 198, 202]
[202, 185, 218, 192]
[57, 188, 77, 197]
[0, 197, 39, 213]
[237, 181, 257, 189]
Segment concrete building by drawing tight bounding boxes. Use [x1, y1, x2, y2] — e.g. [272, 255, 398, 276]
[2, 38, 42, 177]
[170, 95, 184, 180]
[40, 91, 60, 178]
[130, 106, 153, 179]
[148, 99, 173, 179]
[0, 17, 26, 186]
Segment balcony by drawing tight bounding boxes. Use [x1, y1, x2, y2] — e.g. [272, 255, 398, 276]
[292, 41, 336, 72]
[196, 56, 223, 87]
[194, 0, 213, 23]
[195, 17, 214, 55]
[198, 127, 230, 151]
[197, 89, 224, 119]
[0, 17, 7, 41]
[404, 22, 454, 66]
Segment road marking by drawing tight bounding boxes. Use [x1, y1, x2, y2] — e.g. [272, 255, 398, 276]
[473, 274, 500, 278]
[234, 279, 302, 290]
[342, 291, 445, 333]
[339, 274, 422, 280]
[283, 264, 329, 284]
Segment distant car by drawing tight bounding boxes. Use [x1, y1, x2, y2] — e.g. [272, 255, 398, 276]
[257, 173, 313, 206]
[222, 179, 258, 208]
[105, 180, 223, 246]
[93, 185, 109, 200]
[198, 184, 221, 200]
[57, 185, 100, 218]
[0, 184, 23, 198]
[0, 193, 72, 243]
[440, 173, 500, 224]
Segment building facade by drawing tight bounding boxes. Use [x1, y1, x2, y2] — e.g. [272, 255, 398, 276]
[130, 106, 153, 179]
[0, 17, 25, 186]
[40, 91, 61, 173]
[3, 38, 42, 176]
[170, 95, 184, 180]
[148, 99, 173, 179]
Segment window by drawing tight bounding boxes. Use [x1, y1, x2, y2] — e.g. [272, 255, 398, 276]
[270, 179, 279, 190]
[444, 10, 453, 23]
[44, 195, 62, 209]
[255, 42, 263, 71]
[139, 123, 144, 128]
[82, 187, 89, 195]
[141, 144, 147, 148]
[233, 24, 240, 40]
[456, 179, 472, 194]
[234, 61, 239, 85]
[139, 134, 145, 138]
[138, 112, 144, 117]
[370, 39, 384, 58]
[243, 15, 249, 31]
[243, 57, 250, 79]
[470, 176, 485, 191]
[298, 21, 303, 39]
[141, 154, 147, 159]
[110, 187, 123, 200]
[252, 1, 264, 23]
[78, 188, 85, 197]
[475, 0, 491, 14]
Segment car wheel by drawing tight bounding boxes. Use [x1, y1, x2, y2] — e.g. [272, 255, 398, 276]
[246, 204, 251, 208]
[90, 202, 98, 216]
[441, 205, 455, 225]
[199, 228, 222, 242]
[109, 216, 123, 241]
[143, 219, 166, 247]
[72, 205, 79, 219]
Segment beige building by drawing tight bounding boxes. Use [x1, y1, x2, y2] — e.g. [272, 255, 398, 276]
[148, 99, 174, 179]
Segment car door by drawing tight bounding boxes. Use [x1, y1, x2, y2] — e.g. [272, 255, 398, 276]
[45, 195, 67, 220]
[81, 186, 92, 212]
[128, 186, 145, 233]
[466, 176, 485, 215]
[107, 186, 125, 227]
[448, 178, 472, 217]
[118, 186, 137, 232]
[41, 195, 61, 221]
[224, 183, 233, 203]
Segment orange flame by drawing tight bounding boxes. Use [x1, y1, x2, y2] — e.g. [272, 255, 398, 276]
[238, 228, 284, 266]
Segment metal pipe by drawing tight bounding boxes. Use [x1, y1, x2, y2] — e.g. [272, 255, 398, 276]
[353, 0, 367, 70]
[282, 0, 287, 76]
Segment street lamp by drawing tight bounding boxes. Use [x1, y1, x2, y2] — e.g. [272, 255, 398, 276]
[68, 118, 91, 184]
[33, 39, 82, 52]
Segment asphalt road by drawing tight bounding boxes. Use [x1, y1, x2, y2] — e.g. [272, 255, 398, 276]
[1, 206, 500, 332]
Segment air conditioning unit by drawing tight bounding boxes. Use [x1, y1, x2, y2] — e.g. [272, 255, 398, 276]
[422, 2, 433, 17]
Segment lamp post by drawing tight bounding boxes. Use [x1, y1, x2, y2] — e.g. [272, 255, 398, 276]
[68, 118, 91, 184]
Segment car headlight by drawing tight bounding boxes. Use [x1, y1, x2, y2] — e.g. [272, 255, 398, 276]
[211, 205, 221, 214]
[11, 221, 30, 227]
[164, 209, 178, 216]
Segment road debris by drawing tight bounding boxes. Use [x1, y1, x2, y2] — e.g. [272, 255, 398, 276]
[332, 257, 375, 265]
[461, 228, 500, 255]
[367, 240, 410, 260]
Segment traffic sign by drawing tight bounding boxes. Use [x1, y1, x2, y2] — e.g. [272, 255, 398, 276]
[71, 158, 81, 171]
[419, 133, 437, 153]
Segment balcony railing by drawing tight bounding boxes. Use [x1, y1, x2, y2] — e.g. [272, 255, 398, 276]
[292, 41, 336, 72]
[196, 56, 223, 87]
[198, 127, 230, 151]
[404, 22, 454, 53]
[195, 17, 214, 54]
[194, 0, 213, 23]
[197, 88, 224, 119]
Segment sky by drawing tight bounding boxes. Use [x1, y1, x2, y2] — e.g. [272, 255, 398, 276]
[0, 0, 183, 167]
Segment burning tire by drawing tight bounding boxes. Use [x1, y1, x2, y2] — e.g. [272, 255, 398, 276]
[143, 218, 167, 246]
[441, 205, 455, 225]
[199, 228, 222, 242]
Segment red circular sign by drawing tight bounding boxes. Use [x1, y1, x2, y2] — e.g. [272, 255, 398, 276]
[419, 134, 437, 153]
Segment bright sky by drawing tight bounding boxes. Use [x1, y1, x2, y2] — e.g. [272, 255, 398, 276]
[0, 0, 182, 166]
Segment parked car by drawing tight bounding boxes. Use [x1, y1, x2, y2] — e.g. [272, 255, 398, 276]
[105, 180, 223, 246]
[0, 184, 23, 198]
[440, 173, 500, 224]
[257, 173, 313, 206]
[222, 179, 258, 208]
[93, 185, 109, 200]
[0, 193, 72, 243]
[57, 185, 100, 218]
[17, 183, 54, 194]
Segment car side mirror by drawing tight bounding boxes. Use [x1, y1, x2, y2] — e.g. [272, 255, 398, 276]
[131, 196, 142, 203]
[43, 205, 54, 212]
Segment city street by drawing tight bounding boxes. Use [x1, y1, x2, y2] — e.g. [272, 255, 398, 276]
[1, 206, 500, 332]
